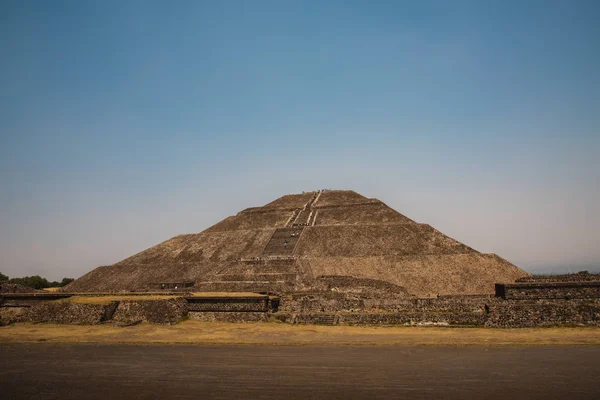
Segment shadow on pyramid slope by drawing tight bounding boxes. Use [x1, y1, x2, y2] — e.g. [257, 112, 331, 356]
[65, 190, 528, 295]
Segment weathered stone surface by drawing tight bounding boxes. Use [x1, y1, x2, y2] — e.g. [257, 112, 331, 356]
[65, 190, 527, 295]
[27, 302, 106, 324]
[188, 311, 268, 322]
[485, 299, 600, 327]
[337, 312, 486, 326]
[0, 307, 30, 326]
[517, 273, 600, 283]
[112, 298, 187, 324]
[186, 297, 269, 312]
[0, 284, 36, 294]
[315, 276, 408, 297]
[279, 293, 498, 314]
[498, 282, 600, 300]
[2, 293, 600, 327]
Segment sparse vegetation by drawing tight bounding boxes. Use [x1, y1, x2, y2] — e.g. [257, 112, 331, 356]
[0, 273, 74, 289]
[1, 322, 599, 345]
[62, 295, 181, 305]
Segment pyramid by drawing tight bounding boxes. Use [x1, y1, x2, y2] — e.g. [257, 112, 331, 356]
[67, 190, 528, 295]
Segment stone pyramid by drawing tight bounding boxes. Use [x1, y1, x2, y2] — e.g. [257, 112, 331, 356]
[67, 190, 528, 295]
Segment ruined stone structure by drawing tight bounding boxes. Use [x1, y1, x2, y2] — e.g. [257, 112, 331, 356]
[3, 286, 599, 327]
[3, 190, 597, 328]
[496, 281, 600, 300]
[66, 190, 527, 296]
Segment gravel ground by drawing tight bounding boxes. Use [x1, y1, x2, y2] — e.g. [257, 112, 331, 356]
[1, 344, 600, 399]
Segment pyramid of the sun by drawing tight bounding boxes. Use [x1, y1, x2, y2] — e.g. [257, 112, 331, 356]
[67, 190, 528, 295]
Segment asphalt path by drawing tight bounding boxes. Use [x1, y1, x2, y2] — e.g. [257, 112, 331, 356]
[1, 344, 599, 399]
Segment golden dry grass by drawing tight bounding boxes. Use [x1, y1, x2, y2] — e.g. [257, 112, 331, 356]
[1, 321, 599, 345]
[62, 295, 181, 305]
[189, 292, 266, 297]
[59, 292, 265, 305]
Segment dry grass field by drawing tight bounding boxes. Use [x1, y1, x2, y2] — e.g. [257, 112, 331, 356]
[59, 292, 263, 305]
[41, 287, 61, 293]
[61, 295, 181, 305]
[1, 321, 599, 345]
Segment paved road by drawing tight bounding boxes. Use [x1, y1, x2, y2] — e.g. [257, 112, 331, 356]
[1, 344, 599, 399]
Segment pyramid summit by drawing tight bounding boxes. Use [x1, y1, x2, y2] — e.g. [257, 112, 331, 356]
[67, 190, 528, 295]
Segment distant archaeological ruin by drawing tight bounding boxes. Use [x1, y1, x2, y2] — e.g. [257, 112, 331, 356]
[67, 190, 527, 295]
[2, 190, 599, 327]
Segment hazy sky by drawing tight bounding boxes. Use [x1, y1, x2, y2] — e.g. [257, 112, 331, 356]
[1, 1, 599, 280]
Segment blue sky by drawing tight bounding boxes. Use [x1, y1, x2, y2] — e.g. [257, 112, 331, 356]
[1, 1, 599, 280]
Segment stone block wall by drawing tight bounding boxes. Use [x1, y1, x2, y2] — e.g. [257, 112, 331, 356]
[337, 312, 487, 326]
[315, 276, 408, 297]
[188, 311, 268, 322]
[0, 307, 30, 326]
[279, 292, 497, 314]
[485, 299, 600, 327]
[497, 282, 600, 300]
[517, 273, 600, 283]
[1, 288, 599, 328]
[28, 302, 108, 324]
[112, 298, 188, 325]
[186, 297, 269, 312]
[1, 302, 111, 325]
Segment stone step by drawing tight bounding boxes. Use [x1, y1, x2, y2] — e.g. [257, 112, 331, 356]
[261, 227, 304, 256]
[221, 261, 297, 275]
[195, 281, 296, 293]
[216, 273, 297, 282]
[294, 314, 338, 325]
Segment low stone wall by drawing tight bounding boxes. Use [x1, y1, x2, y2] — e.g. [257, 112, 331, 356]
[0, 296, 274, 325]
[280, 294, 600, 327]
[1, 293, 73, 307]
[1, 289, 599, 328]
[112, 298, 188, 325]
[27, 302, 108, 324]
[0, 307, 30, 326]
[186, 297, 269, 312]
[338, 312, 487, 326]
[280, 292, 497, 314]
[0, 301, 122, 326]
[285, 311, 486, 326]
[0, 284, 36, 294]
[188, 311, 268, 322]
[485, 299, 600, 328]
[497, 282, 600, 300]
[517, 273, 600, 283]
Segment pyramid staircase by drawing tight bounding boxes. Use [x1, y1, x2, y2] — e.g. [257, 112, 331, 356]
[261, 227, 304, 256]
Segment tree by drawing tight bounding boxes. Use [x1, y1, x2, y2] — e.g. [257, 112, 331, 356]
[9, 275, 51, 290]
[60, 278, 74, 287]
[3, 274, 74, 289]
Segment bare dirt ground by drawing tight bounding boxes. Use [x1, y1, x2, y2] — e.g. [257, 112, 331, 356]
[1, 344, 599, 399]
[1, 321, 600, 345]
